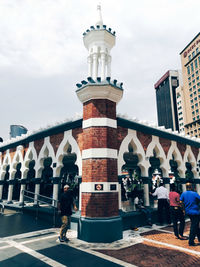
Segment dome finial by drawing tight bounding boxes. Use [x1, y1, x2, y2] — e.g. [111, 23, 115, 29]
[96, 3, 103, 26]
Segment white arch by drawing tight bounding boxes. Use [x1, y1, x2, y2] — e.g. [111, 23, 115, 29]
[167, 141, 185, 178]
[118, 129, 147, 176]
[36, 136, 56, 177]
[1, 151, 11, 180]
[146, 136, 168, 177]
[55, 130, 82, 177]
[23, 142, 38, 178]
[184, 145, 197, 178]
[10, 146, 24, 179]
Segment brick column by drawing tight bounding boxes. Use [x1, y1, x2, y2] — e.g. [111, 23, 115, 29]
[76, 83, 123, 242]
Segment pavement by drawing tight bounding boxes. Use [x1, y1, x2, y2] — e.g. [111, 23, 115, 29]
[0, 209, 200, 266]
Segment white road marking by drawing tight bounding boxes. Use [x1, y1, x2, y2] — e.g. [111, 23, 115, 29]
[142, 237, 200, 256]
[0, 245, 12, 250]
[21, 234, 58, 244]
[0, 228, 59, 242]
[6, 240, 66, 267]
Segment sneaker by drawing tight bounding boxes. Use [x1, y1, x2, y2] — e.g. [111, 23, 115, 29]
[58, 236, 65, 242]
[63, 237, 69, 242]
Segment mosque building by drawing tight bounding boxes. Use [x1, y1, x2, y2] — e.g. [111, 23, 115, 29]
[0, 6, 200, 243]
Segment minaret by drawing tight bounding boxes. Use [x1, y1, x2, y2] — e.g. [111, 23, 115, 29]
[83, 5, 115, 81]
[76, 5, 123, 243]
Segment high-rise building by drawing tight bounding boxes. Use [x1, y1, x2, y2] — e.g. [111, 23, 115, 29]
[176, 84, 186, 134]
[180, 32, 200, 137]
[154, 70, 179, 131]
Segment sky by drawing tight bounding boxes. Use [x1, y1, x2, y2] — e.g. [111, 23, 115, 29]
[0, 0, 200, 142]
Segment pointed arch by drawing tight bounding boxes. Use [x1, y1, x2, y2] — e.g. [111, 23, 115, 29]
[167, 141, 184, 178]
[184, 145, 197, 178]
[118, 129, 147, 176]
[36, 137, 56, 177]
[55, 130, 82, 176]
[146, 136, 168, 176]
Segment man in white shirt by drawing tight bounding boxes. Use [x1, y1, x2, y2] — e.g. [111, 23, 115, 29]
[152, 182, 171, 225]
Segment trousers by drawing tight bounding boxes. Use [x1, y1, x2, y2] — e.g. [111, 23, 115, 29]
[60, 215, 71, 238]
[170, 206, 185, 237]
[158, 198, 171, 224]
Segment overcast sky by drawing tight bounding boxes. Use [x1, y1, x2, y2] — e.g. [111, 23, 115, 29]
[0, 0, 200, 141]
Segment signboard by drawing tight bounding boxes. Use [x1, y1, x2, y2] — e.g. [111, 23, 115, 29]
[95, 184, 103, 191]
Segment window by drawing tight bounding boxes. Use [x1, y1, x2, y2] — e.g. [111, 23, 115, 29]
[187, 66, 190, 75]
[195, 97, 198, 101]
[188, 55, 191, 61]
[191, 99, 193, 103]
[196, 71, 199, 75]
[189, 88, 192, 91]
[195, 59, 198, 68]
[192, 111, 195, 115]
[193, 79, 195, 83]
[197, 115, 200, 119]
[197, 76, 199, 81]
[195, 103, 198, 107]
[194, 91, 197, 95]
[189, 82, 192, 86]
[188, 77, 191, 81]
[190, 93, 193, 97]
[193, 85, 196, 89]
[192, 105, 194, 109]
[192, 73, 195, 77]
[196, 110, 199, 114]
[191, 63, 194, 72]
[196, 47, 199, 53]
[192, 51, 195, 58]
[199, 56, 200, 64]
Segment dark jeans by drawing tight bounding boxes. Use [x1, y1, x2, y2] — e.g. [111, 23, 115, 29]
[170, 206, 185, 237]
[158, 199, 171, 225]
[188, 214, 200, 244]
[140, 207, 152, 224]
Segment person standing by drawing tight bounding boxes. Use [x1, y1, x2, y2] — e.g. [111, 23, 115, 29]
[180, 183, 200, 246]
[152, 182, 171, 225]
[58, 184, 78, 242]
[169, 184, 186, 240]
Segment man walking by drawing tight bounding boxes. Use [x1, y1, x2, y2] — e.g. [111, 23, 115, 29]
[169, 184, 186, 240]
[152, 182, 171, 225]
[180, 183, 200, 246]
[58, 184, 78, 242]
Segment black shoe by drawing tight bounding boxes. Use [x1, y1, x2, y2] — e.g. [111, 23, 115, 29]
[179, 236, 188, 240]
[189, 242, 197, 246]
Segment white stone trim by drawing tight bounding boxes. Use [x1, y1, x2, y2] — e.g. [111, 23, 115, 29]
[76, 84, 123, 104]
[82, 148, 117, 159]
[83, 118, 117, 129]
[81, 182, 119, 193]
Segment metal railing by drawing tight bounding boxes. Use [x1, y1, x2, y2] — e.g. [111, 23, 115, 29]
[22, 190, 58, 226]
[0, 203, 4, 214]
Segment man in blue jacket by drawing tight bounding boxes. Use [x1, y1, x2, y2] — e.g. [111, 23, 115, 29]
[180, 183, 200, 246]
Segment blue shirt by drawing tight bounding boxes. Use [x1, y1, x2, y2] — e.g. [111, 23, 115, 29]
[180, 191, 200, 215]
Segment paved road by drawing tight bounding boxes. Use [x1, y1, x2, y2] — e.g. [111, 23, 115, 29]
[0, 211, 125, 267]
[1, 210, 200, 267]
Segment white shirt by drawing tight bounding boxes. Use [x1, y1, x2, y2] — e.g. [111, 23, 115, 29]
[152, 186, 169, 199]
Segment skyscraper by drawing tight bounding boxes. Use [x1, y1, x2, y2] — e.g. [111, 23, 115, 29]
[154, 70, 179, 131]
[180, 32, 200, 137]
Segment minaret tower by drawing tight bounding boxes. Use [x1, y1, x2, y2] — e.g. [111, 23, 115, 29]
[76, 5, 123, 243]
[83, 5, 115, 81]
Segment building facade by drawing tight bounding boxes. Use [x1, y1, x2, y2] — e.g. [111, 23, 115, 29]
[154, 70, 179, 131]
[1, 7, 200, 243]
[180, 32, 200, 137]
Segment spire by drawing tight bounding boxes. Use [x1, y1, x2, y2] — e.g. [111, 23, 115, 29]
[96, 4, 103, 26]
